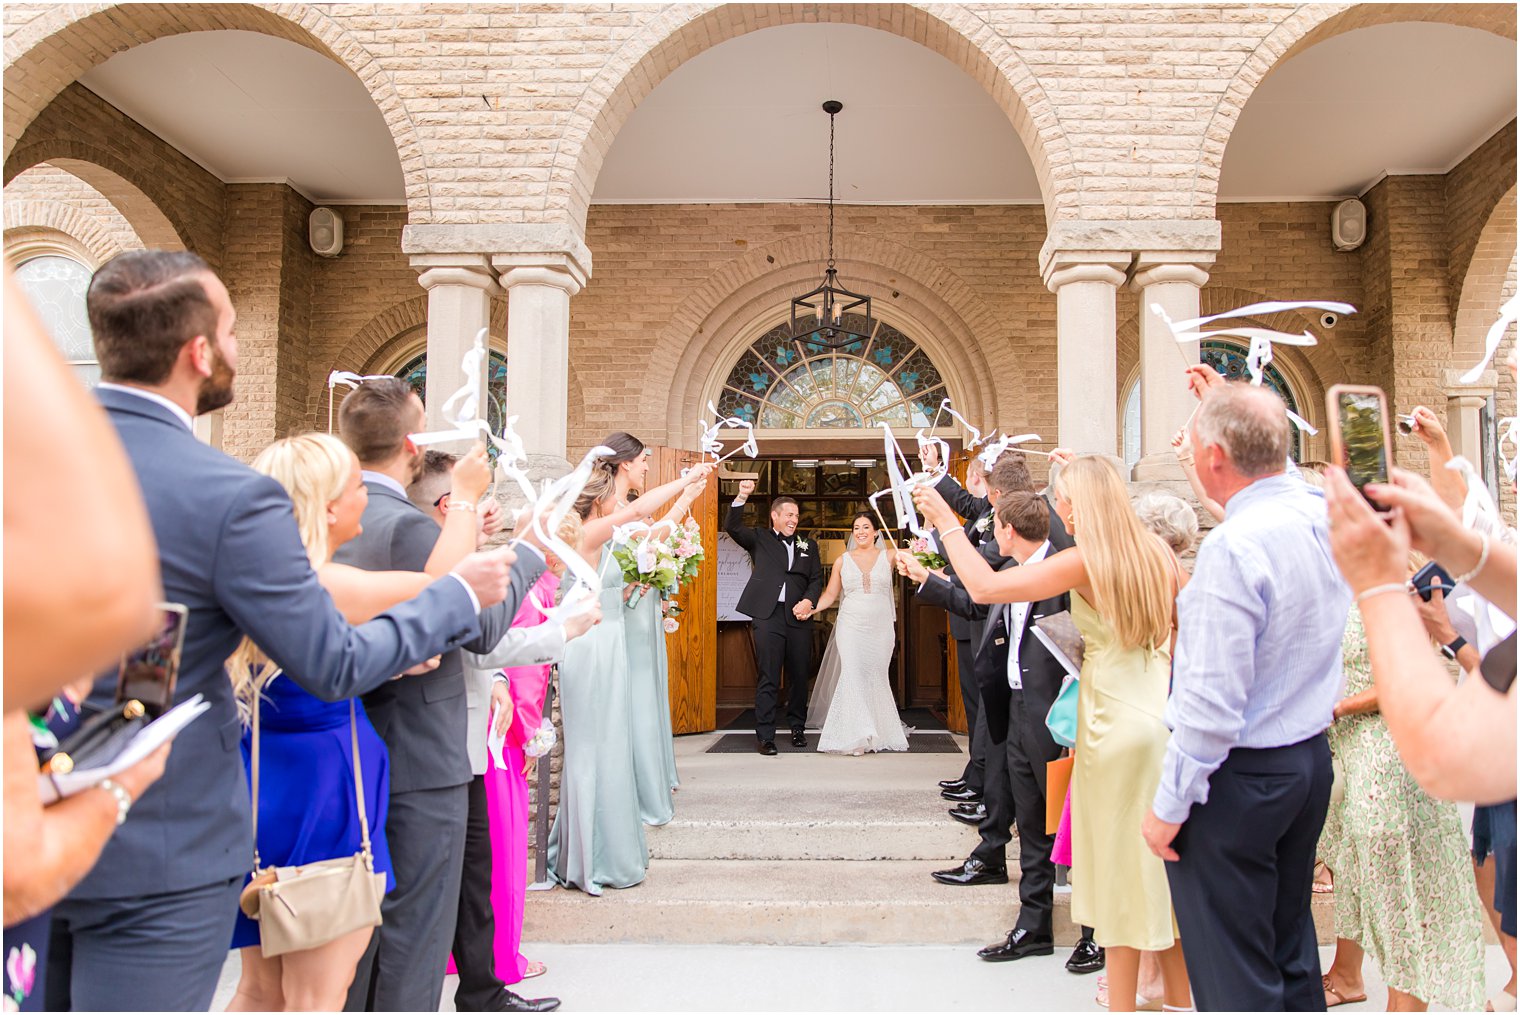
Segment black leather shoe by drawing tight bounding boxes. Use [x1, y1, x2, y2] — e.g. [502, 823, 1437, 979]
[489, 990, 561, 1012]
[1065, 938, 1105, 974]
[758, 740, 778, 756]
[932, 857, 1008, 886]
[978, 928, 1055, 962]
[948, 802, 986, 826]
[791, 729, 808, 748]
[941, 786, 983, 802]
[938, 777, 968, 791]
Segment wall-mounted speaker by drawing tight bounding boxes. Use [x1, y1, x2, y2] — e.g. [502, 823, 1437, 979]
[309, 207, 343, 258]
[1332, 198, 1367, 252]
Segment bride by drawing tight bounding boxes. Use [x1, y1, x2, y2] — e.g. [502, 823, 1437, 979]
[806, 513, 910, 755]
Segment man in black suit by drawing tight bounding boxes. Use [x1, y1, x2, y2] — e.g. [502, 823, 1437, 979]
[725, 477, 823, 754]
[47, 251, 517, 1012]
[336, 379, 550, 1013]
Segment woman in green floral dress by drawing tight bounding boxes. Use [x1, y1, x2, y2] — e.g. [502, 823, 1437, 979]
[1319, 607, 1489, 1010]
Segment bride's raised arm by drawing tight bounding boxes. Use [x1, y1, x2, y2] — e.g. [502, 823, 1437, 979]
[911, 485, 1087, 605]
[810, 554, 845, 615]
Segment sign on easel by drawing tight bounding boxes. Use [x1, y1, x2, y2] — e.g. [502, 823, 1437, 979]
[716, 531, 753, 621]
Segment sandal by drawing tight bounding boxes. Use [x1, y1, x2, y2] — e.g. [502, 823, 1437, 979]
[522, 960, 547, 979]
[1488, 989, 1518, 1012]
[1094, 976, 1161, 1012]
[1323, 975, 1367, 1007]
[1312, 861, 1334, 894]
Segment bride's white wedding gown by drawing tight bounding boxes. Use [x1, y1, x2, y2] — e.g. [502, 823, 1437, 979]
[809, 549, 910, 754]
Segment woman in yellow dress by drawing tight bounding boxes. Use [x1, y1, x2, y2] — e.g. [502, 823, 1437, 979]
[916, 455, 1190, 1013]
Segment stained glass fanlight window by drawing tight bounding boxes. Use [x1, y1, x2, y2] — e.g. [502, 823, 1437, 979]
[394, 349, 510, 434]
[717, 316, 949, 429]
[15, 255, 99, 387]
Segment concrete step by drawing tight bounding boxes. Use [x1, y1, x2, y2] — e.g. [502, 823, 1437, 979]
[523, 857, 1338, 946]
[649, 815, 974, 861]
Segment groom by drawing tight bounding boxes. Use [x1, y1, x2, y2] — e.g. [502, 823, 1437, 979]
[726, 477, 823, 755]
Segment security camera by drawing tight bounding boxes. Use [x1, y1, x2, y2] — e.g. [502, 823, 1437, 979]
[1319, 312, 1339, 329]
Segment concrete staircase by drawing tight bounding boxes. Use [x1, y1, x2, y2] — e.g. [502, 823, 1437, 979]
[523, 733, 1333, 947]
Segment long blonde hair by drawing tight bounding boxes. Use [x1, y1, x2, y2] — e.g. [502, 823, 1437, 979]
[1054, 456, 1175, 651]
[227, 433, 355, 719]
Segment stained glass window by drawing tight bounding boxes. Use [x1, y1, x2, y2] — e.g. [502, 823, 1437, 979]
[394, 349, 510, 435]
[1123, 338, 1303, 465]
[718, 317, 949, 429]
[15, 255, 99, 387]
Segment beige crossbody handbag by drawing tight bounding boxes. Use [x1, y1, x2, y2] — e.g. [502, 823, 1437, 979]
[239, 686, 386, 957]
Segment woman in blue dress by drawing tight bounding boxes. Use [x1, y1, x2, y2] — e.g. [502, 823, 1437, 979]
[599, 433, 704, 826]
[548, 458, 709, 894]
[224, 433, 489, 1012]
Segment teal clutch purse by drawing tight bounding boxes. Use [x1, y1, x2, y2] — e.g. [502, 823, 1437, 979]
[1044, 674, 1080, 748]
[1031, 611, 1085, 749]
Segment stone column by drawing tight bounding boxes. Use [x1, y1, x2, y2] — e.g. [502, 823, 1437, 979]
[412, 255, 499, 432]
[1042, 254, 1129, 454]
[1130, 255, 1213, 480]
[1445, 368, 1498, 465]
[492, 255, 588, 462]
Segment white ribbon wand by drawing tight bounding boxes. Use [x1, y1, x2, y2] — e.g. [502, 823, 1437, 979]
[697, 401, 759, 465]
[325, 370, 394, 433]
[409, 328, 494, 448]
[1460, 293, 1519, 384]
[1499, 416, 1519, 484]
[877, 422, 946, 541]
[977, 432, 1049, 470]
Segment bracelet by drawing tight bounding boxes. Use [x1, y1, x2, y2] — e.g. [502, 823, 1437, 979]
[1449, 531, 1491, 584]
[448, 499, 478, 514]
[97, 778, 133, 826]
[1354, 582, 1409, 605]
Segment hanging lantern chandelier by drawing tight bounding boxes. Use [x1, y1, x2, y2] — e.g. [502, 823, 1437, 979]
[789, 100, 875, 349]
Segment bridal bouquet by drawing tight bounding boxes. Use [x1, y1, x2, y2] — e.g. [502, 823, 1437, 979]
[612, 520, 706, 609]
[668, 520, 706, 587]
[904, 536, 948, 570]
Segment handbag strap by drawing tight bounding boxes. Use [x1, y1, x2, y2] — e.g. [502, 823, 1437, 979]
[251, 673, 372, 872]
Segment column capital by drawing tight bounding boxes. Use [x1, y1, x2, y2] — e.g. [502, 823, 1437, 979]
[1130, 254, 1213, 290]
[493, 256, 588, 296]
[1038, 219, 1221, 278]
[1443, 367, 1499, 396]
[403, 223, 592, 274]
[1042, 253, 1129, 293]
[411, 255, 501, 295]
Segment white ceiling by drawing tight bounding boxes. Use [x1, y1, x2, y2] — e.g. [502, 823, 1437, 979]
[80, 31, 404, 204]
[1219, 23, 1517, 200]
[66, 22, 1516, 208]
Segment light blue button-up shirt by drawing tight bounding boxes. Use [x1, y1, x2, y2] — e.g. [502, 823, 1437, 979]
[1153, 472, 1351, 824]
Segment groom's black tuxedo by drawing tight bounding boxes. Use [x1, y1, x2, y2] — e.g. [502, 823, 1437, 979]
[725, 502, 824, 742]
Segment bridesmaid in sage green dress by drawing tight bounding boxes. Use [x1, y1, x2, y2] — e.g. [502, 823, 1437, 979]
[547, 453, 710, 894]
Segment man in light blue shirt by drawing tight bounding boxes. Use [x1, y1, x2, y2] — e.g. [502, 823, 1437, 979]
[1142, 383, 1350, 1011]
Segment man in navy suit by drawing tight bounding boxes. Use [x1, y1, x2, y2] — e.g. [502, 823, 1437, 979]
[45, 251, 518, 1012]
[725, 478, 823, 754]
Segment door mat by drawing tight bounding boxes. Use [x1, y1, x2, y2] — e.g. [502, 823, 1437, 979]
[719, 707, 948, 733]
[706, 731, 962, 754]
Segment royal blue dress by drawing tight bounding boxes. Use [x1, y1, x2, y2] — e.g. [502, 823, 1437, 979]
[229, 676, 394, 949]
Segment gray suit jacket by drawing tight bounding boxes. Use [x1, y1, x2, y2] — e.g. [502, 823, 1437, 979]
[333, 480, 543, 793]
[462, 623, 566, 775]
[74, 389, 484, 900]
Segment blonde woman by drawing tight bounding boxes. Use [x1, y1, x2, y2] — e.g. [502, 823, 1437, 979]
[225, 434, 488, 1012]
[915, 456, 1191, 1013]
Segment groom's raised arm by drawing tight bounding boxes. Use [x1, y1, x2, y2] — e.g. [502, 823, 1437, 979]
[726, 478, 759, 552]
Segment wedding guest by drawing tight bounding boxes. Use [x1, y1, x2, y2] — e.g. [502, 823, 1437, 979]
[550, 462, 710, 894]
[47, 251, 515, 1013]
[2, 268, 159, 712]
[225, 434, 488, 1012]
[336, 378, 546, 1013]
[1324, 465, 1516, 801]
[1316, 598, 1488, 1011]
[917, 456, 1191, 1012]
[596, 432, 692, 826]
[1130, 492, 1198, 558]
[1142, 381, 1349, 1011]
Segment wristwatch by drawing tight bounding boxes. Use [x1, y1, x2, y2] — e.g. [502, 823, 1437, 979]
[1440, 636, 1468, 661]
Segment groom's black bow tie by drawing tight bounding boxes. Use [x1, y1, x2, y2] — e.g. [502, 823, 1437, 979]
[776, 532, 794, 545]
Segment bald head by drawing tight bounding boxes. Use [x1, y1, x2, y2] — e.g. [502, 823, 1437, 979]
[1192, 383, 1290, 479]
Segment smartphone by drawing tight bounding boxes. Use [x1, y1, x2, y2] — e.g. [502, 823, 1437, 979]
[1326, 384, 1393, 513]
[116, 603, 188, 718]
[1410, 561, 1455, 602]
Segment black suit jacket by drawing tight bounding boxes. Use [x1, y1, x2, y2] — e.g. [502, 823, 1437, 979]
[972, 559, 1071, 746]
[927, 474, 993, 642]
[725, 502, 823, 623]
[915, 538, 1009, 625]
[333, 480, 538, 793]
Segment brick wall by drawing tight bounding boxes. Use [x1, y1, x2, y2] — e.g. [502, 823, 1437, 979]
[3, 163, 141, 260]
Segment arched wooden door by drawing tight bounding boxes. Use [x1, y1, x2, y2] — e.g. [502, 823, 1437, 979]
[648, 447, 719, 734]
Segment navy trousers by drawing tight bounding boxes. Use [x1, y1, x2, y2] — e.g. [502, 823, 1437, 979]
[1165, 734, 1332, 1012]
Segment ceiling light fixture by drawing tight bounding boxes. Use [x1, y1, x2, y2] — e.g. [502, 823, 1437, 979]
[789, 100, 875, 350]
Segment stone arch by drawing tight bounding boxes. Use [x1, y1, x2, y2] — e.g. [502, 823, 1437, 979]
[1197, 2, 1517, 214]
[646, 231, 1015, 450]
[2, 3, 432, 218]
[1454, 185, 1517, 361]
[550, 3, 1074, 233]
[309, 295, 510, 431]
[5, 200, 129, 267]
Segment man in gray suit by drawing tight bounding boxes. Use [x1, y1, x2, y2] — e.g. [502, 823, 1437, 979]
[46, 251, 518, 1012]
[337, 381, 549, 1012]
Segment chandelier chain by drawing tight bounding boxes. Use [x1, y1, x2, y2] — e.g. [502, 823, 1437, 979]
[827, 108, 836, 271]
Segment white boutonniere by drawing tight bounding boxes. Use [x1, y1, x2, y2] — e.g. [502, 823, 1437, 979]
[796, 539, 810, 553]
[974, 515, 992, 534]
